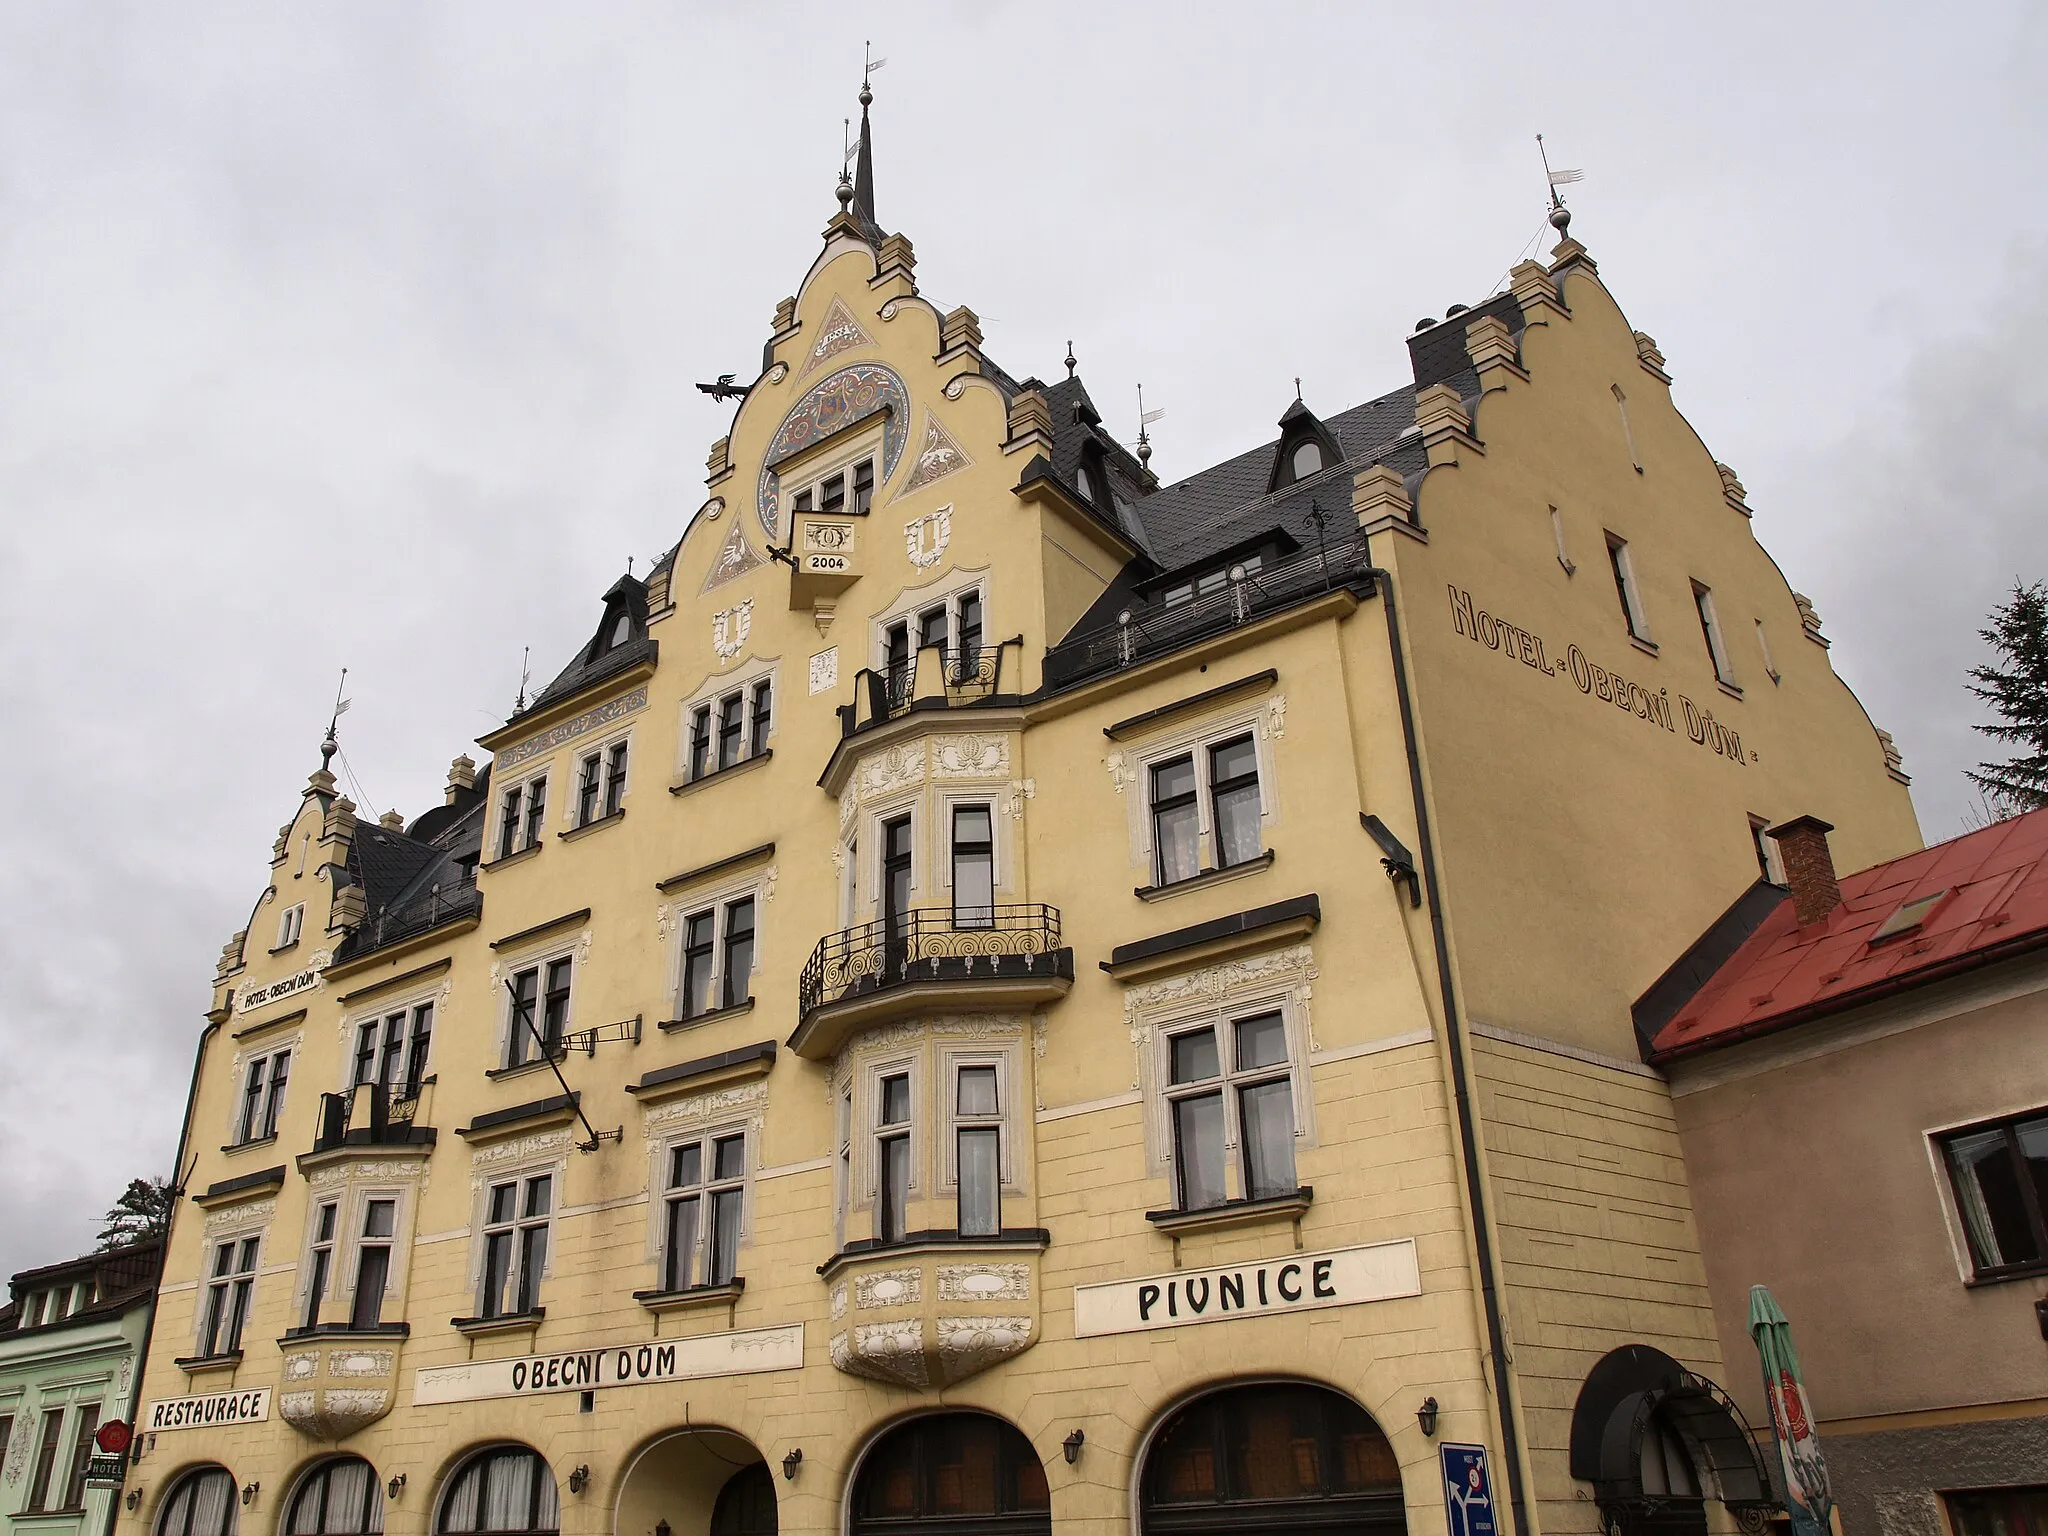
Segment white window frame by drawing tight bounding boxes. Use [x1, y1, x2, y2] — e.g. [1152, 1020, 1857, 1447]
[654, 1123, 752, 1292]
[1128, 711, 1276, 887]
[194, 1227, 263, 1357]
[473, 1166, 557, 1320]
[275, 902, 305, 950]
[786, 425, 884, 521]
[876, 579, 988, 673]
[296, 1194, 342, 1331]
[1159, 1007, 1300, 1210]
[861, 1052, 923, 1231]
[855, 795, 924, 926]
[337, 1186, 406, 1331]
[669, 877, 762, 1023]
[496, 938, 580, 1070]
[571, 725, 634, 827]
[938, 1047, 1020, 1235]
[493, 766, 552, 860]
[939, 794, 1003, 922]
[343, 990, 437, 1097]
[1692, 581, 1735, 686]
[678, 658, 778, 783]
[1605, 532, 1651, 642]
[231, 1043, 296, 1146]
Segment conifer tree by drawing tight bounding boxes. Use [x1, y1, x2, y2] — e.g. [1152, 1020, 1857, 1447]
[1967, 579, 2048, 813]
[96, 1176, 174, 1249]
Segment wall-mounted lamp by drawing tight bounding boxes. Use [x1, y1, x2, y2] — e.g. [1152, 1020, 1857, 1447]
[386, 1474, 407, 1501]
[1062, 1430, 1086, 1466]
[240, 1484, 260, 1508]
[567, 1467, 589, 1496]
[1417, 1397, 1440, 1438]
[654, 1521, 670, 1536]
[781, 1449, 803, 1482]
[125, 1491, 144, 1513]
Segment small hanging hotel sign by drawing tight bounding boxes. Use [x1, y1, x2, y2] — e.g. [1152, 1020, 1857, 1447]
[143, 1389, 272, 1432]
[413, 1322, 802, 1405]
[1072, 1238, 1420, 1338]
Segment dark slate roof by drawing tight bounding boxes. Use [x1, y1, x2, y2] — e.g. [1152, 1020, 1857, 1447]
[517, 574, 654, 723]
[1033, 375, 1158, 558]
[334, 779, 485, 964]
[3, 1239, 162, 1333]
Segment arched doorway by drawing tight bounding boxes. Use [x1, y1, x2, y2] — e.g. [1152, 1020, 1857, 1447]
[1569, 1345, 1775, 1536]
[613, 1428, 773, 1536]
[438, 1447, 559, 1536]
[287, 1458, 384, 1535]
[155, 1467, 237, 1536]
[1140, 1382, 1407, 1536]
[851, 1414, 1049, 1535]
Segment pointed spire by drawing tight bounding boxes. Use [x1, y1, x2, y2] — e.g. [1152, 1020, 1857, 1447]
[854, 44, 881, 228]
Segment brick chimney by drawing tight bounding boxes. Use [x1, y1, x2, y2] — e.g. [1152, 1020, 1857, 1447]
[1769, 816, 1841, 925]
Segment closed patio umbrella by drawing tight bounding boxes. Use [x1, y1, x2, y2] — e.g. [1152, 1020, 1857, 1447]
[1749, 1285, 1835, 1536]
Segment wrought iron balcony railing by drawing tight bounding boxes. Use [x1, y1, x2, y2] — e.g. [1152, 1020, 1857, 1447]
[839, 640, 1013, 738]
[1043, 534, 1370, 692]
[313, 1081, 428, 1153]
[798, 904, 1065, 1020]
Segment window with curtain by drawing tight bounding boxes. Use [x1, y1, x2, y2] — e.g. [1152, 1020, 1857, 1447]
[155, 1467, 238, 1536]
[437, 1448, 558, 1536]
[1941, 1110, 2048, 1278]
[1164, 1011, 1297, 1210]
[288, 1458, 385, 1536]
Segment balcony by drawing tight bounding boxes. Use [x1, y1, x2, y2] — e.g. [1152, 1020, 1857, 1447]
[790, 905, 1071, 1059]
[1042, 533, 1370, 692]
[331, 874, 483, 966]
[836, 638, 1019, 739]
[302, 1081, 436, 1166]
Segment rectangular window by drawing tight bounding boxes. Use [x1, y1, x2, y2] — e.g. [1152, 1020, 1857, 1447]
[721, 898, 756, 1010]
[662, 1133, 746, 1290]
[820, 471, 846, 515]
[521, 776, 547, 848]
[680, 911, 717, 1020]
[25, 1407, 65, 1512]
[716, 692, 745, 771]
[575, 752, 602, 826]
[1940, 1110, 2048, 1278]
[877, 1072, 912, 1244]
[689, 705, 712, 781]
[1694, 582, 1734, 684]
[953, 589, 984, 681]
[541, 958, 572, 1050]
[498, 784, 523, 859]
[793, 488, 813, 515]
[378, 1012, 405, 1094]
[200, 1235, 259, 1356]
[263, 1050, 290, 1138]
[353, 1022, 378, 1087]
[918, 603, 949, 652]
[276, 903, 304, 949]
[1749, 816, 1784, 885]
[852, 458, 876, 517]
[1209, 734, 1263, 869]
[603, 739, 629, 818]
[505, 967, 545, 1067]
[749, 680, 773, 756]
[60, 1403, 100, 1511]
[955, 1065, 1001, 1238]
[404, 1003, 433, 1097]
[237, 1050, 291, 1143]
[349, 1199, 395, 1329]
[836, 1087, 854, 1248]
[1165, 1011, 1296, 1210]
[1945, 1488, 2048, 1536]
[951, 805, 995, 928]
[1607, 534, 1649, 641]
[884, 620, 913, 708]
[1150, 755, 1201, 886]
[303, 1200, 338, 1330]
[480, 1174, 552, 1318]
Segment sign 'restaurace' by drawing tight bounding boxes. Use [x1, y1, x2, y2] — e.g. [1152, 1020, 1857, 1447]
[412, 1323, 802, 1405]
[1072, 1240, 1420, 1338]
[144, 1389, 272, 1431]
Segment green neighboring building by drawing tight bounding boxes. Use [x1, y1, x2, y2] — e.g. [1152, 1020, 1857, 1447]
[0, 1241, 162, 1536]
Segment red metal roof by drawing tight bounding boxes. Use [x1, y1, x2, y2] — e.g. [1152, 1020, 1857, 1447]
[1649, 807, 2048, 1061]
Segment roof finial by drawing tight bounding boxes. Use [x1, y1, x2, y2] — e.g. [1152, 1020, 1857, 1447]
[626, 554, 635, 577]
[514, 646, 531, 715]
[1537, 133, 1582, 240]
[1136, 383, 1165, 470]
[321, 668, 351, 771]
[853, 43, 885, 227]
[1294, 376, 1303, 403]
[836, 118, 855, 210]
[1064, 341, 1077, 379]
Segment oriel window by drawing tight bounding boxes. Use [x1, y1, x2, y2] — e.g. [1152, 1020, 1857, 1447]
[349, 1199, 396, 1330]
[951, 806, 995, 928]
[480, 1174, 551, 1319]
[303, 1200, 338, 1330]
[954, 1065, 1002, 1238]
[820, 470, 846, 515]
[661, 1133, 746, 1291]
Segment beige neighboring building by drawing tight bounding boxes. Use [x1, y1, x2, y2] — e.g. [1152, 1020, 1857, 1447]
[119, 84, 1922, 1536]
[1646, 812, 2048, 1536]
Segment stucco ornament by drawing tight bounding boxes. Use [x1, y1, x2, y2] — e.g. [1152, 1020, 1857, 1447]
[840, 1321, 929, 1387]
[855, 1268, 923, 1310]
[938, 1264, 1030, 1302]
[931, 735, 1009, 778]
[757, 363, 910, 539]
[3, 1416, 29, 1485]
[701, 521, 764, 594]
[712, 599, 754, 661]
[798, 297, 874, 379]
[905, 506, 953, 569]
[937, 1316, 1035, 1380]
[809, 648, 840, 695]
[857, 742, 926, 801]
[893, 412, 974, 500]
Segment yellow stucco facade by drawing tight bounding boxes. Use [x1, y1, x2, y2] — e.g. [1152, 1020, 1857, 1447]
[118, 140, 1921, 1536]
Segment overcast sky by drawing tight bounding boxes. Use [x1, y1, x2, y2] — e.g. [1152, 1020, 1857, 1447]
[2, 3, 2044, 1279]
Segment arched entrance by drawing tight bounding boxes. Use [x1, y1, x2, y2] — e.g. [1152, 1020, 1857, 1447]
[850, 1414, 1049, 1535]
[287, 1457, 384, 1535]
[1569, 1345, 1776, 1536]
[1140, 1382, 1407, 1536]
[155, 1467, 237, 1536]
[613, 1428, 774, 1536]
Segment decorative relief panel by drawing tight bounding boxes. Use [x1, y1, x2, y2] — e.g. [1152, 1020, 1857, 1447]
[1121, 942, 1319, 1024]
[936, 1316, 1034, 1380]
[904, 507, 952, 569]
[892, 411, 973, 501]
[712, 600, 754, 662]
[309, 1160, 425, 1189]
[498, 688, 650, 772]
[856, 742, 926, 802]
[1005, 779, 1036, 819]
[3, 1415, 30, 1486]
[757, 364, 910, 540]
[930, 735, 1009, 779]
[639, 1081, 769, 1140]
[797, 297, 873, 380]
[810, 648, 840, 695]
[203, 1199, 275, 1237]
[854, 1268, 923, 1310]
[702, 522, 765, 594]
[937, 1263, 1029, 1303]
[470, 1130, 573, 1169]
[843, 1320, 929, 1387]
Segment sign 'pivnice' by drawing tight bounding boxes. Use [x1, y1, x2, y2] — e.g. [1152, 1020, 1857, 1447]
[1447, 584, 1752, 768]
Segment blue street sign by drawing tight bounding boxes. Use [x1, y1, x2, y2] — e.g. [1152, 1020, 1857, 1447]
[1441, 1442, 1499, 1536]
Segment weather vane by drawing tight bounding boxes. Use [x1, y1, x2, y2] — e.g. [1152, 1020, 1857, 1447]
[1536, 134, 1582, 236]
[321, 668, 351, 770]
[1136, 383, 1165, 469]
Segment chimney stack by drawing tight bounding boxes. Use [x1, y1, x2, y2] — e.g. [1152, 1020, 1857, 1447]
[1769, 816, 1841, 925]
[446, 755, 478, 805]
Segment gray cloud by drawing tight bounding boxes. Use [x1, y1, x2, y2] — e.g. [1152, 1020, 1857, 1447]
[1, 2, 2045, 1276]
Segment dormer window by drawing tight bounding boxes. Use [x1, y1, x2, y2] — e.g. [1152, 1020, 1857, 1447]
[1074, 460, 1096, 504]
[1291, 440, 1324, 478]
[1268, 399, 1342, 491]
[608, 612, 631, 649]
